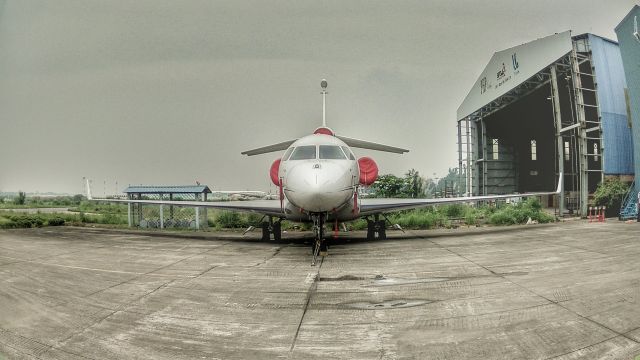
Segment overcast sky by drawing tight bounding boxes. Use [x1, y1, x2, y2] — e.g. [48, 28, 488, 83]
[0, 0, 638, 195]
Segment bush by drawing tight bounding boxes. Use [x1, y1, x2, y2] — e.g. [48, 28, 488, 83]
[463, 207, 481, 226]
[215, 211, 243, 228]
[488, 198, 554, 225]
[7, 215, 44, 228]
[47, 217, 65, 226]
[441, 204, 465, 218]
[593, 178, 629, 214]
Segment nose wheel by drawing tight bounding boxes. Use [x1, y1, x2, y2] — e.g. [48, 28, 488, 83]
[366, 214, 387, 240]
[260, 217, 282, 241]
[311, 214, 327, 266]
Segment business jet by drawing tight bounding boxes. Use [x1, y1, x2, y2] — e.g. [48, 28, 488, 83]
[87, 80, 561, 265]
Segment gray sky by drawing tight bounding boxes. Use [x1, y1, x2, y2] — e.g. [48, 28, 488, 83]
[1, 0, 637, 194]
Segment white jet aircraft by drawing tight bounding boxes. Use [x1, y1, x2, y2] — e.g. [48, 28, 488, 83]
[87, 80, 561, 265]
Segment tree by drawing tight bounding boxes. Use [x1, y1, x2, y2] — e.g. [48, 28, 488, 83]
[15, 191, 26, 205]
[371, 174, 406, 198]
[593, 178, 629, 211]
[404, 169, 425, 198]
[434, 167, 466, 197]
[370, 170, 427, 198]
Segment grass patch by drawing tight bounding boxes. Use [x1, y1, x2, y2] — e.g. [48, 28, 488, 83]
[0, 210, 128, 229]
[487, 198, 554, 225]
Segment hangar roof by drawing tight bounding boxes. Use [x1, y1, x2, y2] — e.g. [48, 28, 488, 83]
[614, 5, 640, 32]
[457, 31, 573, 120]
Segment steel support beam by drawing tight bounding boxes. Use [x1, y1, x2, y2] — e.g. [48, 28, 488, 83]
[551, 65, 565, 216]
[571, 44, 589, 217]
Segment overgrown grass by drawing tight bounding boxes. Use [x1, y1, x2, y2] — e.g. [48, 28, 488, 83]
[350, 198, 554, 230]
[0, 211, 128, 229]
[0, 195, 85, 209]
[0, 198, 555, 231]
[487, 198, 555, 225]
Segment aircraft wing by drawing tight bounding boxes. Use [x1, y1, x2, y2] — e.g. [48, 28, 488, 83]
[88, 197, 284, 217]
[359, 176, 562, 216]
[335, 135, 409, 154]
[241, 139, 297, 156]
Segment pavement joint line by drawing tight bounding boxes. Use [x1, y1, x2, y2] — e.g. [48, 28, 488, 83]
[47, 240, 231, 313]
[533, 234, 612, 256]
[541, 334, 625, 360]
[251, 245, 285, 267]
[0, 245, 114, 268]
[420, 230, 640, 346]
[0, 328, 96, 360]
[77, 241, 230, 300]
[47, 279, 177, 355]
[289, 255, 323, 354]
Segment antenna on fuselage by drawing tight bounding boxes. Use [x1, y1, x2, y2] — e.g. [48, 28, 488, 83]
[321, 79, 328, 127]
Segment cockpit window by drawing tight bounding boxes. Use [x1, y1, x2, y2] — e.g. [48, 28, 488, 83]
[319, 145, 347, 160]
[289, 145, 317, 160]
[282, 147, 294, 161]
[341, 146, 355, 160]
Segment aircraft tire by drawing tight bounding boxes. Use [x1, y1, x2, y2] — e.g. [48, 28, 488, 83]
[261, 222, 270, 241]
[377, 220, 387, 240]
[273, 221, 281, 241]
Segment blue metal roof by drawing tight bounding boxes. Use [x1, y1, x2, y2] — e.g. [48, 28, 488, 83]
[123, 185, 212, 194]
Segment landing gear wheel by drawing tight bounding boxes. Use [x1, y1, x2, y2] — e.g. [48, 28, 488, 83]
[311, 214, 326, 266]
[260, 217, 283, 241]
[366, 220, 376, 241]
[319, 239, 328, 256]
[366, 217, 387, 240]
[377, 220, 387, 240]
[261, 222, 270, 241]
[272, 221, 282, 242]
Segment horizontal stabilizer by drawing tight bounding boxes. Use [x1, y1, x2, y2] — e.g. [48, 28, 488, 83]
[336, 135, 409, 154]
[241, 139, 297, 156]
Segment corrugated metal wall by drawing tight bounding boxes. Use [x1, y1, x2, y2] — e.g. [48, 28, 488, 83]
[588, 34, 635, 175]
[615, 6, 640, 192]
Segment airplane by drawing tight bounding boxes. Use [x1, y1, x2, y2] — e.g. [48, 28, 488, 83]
[87, 79, 562, 265]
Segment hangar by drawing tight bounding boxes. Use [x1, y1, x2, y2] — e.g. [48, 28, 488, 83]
[457, 31, 634, 217]
[615, 5, 640, 220]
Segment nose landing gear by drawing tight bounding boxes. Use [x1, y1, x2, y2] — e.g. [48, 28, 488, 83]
[311, 214, 327, 266]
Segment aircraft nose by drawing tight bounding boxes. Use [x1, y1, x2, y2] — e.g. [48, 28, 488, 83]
[284, 162, 353, 212]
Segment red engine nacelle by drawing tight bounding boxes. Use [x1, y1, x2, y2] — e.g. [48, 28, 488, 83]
[358, 157, 378, 186]
[270, 158, 281, 186]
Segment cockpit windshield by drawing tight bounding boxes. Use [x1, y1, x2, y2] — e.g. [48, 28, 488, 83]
[289, 145, 317, 160]
[341, 146, 355, 160]
[282, 147, 294, 161]
[319, 145, 347, 160]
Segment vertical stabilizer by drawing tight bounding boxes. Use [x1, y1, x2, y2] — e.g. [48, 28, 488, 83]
[321, 79, 328, 127]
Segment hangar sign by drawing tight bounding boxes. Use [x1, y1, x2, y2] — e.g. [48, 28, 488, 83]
[457, 31, 573, 120]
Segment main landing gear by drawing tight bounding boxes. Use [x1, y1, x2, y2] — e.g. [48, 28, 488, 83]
[311, 214, 328, 266]
[260, 217, 282, 241]
[366, 214, 387, 241]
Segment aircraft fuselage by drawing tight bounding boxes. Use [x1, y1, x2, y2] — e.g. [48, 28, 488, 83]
[279, 133, 360, 222]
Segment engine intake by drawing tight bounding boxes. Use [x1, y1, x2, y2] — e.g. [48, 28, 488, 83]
[358, 157, 378, 186]
[270, 158, 281, 186]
